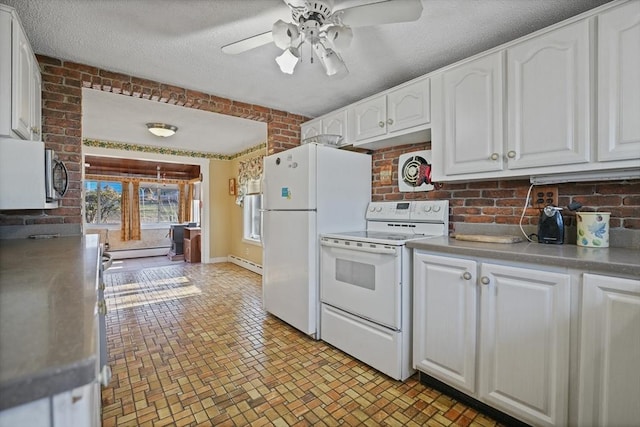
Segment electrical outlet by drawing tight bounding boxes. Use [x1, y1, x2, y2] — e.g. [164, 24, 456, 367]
[532, 186, 558, 209]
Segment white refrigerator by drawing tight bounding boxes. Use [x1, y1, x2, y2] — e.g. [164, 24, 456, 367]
[262, 143, 371, 337]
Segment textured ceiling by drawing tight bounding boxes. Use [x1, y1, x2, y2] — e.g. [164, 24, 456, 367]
[3, 0, 612, 154]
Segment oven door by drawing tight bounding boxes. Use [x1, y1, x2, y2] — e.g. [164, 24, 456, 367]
[320, 237, 402, 329]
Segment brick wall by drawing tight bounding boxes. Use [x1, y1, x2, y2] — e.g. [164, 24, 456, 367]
[2, 56, 638, 235]
[0, 55, 306, 227]
[372, 143, 640, 231]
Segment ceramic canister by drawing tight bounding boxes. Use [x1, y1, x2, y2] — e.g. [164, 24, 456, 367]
[576, 212, 611, 247]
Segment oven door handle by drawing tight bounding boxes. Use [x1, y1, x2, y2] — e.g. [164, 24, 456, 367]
[320, 239, 398, 255]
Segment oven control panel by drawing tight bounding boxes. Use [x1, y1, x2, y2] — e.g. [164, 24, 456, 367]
[366, 201, 449, 223]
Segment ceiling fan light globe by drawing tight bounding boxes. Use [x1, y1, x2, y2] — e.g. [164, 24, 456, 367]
[275, 48, 300, 74]
[325, 25, 352, 51]
[315, 45, 346, 76]
[272, 20, 299, 49]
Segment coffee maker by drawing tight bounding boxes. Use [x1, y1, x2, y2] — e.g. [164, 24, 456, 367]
[537, 202, 582, 244]
[538, 206, 564, 244]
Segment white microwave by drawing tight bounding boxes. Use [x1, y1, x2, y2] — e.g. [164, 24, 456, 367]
[0, 138, 68, 209]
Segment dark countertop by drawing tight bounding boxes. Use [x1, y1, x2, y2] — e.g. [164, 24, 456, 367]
[407, 237, 640, 277]
[0, 235, 100, 410]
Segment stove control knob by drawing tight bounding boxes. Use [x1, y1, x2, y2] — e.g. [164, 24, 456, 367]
[375, 207, 382, 212]
[423, 205, 432, 212]
[433, 205, 441, 212]
[369, 206, 376, 212]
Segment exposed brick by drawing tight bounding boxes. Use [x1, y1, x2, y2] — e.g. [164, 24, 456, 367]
[624, 218, 640, 229]
[6, 54, 636, 234]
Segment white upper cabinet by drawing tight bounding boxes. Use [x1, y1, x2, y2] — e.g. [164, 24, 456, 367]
[597, 0, 640, 162]
[431, 1, 639, 182]
[351, 95, 387, 141]
[506, 19, 591, 169]
[322, 109, 348, 138]
[300, 109, 348, 145]
[433, 52, 504, 176]
[300, 118, 321, 142]
[0, 5, 42, 141]
[350, 77, 430, 149]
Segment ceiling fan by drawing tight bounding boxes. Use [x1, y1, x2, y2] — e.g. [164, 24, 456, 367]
[221, 0, 423, 76]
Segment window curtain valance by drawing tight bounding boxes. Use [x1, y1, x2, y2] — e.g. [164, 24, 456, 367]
[236, 155, 264, 206]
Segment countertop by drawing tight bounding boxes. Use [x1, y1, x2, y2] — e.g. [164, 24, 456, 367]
[407, 236, 640, 277]
[0, 235, 100, 410]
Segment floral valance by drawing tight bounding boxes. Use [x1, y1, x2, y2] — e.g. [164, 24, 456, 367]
[236, 155, 264, 205]
[238, 156, 264, 186]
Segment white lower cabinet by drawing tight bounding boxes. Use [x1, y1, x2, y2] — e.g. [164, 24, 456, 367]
[413, 253, 477, 394]
[0, 382, 99, 427]
[414, 252, 571, 426]
[52, 382, 101, 427]
[578, 273, 640, 427]
[478, 262, 570, 427]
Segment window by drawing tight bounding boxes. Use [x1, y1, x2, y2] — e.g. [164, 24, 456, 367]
[243, 194, 262, 243]
[84, 181, 122, 224]
[138, 183, 180, 224]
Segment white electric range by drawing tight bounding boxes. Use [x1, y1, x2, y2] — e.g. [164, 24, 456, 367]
[319, 200, 449, 380]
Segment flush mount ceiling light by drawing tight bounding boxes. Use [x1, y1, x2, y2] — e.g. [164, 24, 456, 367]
[222, 0, 423, 77]
[146, 123, 178, 138]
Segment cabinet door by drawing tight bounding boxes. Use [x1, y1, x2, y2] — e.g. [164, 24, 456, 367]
[479, 263, 570, 427]
[441, 52, 504, 175]
[0, 9, 12, 138]
[597, 1, 640, 162]
[387, 78, 430, 134]
[11, 20, 33, 140]
[578, 274, 640, 427]
[30, 63, 41, 141]
[351, 95, 387, 141]
[507, 19, 590, 169]
[52, 382, 100, 427]
[322, 109, 348, 141]
[413, 253, 477, 394]
[300, 119, 321, 142]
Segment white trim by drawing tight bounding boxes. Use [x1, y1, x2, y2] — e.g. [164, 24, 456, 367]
[210, 257, 229, 263]
[227, 255, 263, 275]
[107, 247, 170, 259]
[242, 238, 262, 247]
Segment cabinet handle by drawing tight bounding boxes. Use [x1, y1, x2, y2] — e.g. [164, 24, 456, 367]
[98, 282, 105, 291]
[97, 300, 107, 316]
[98, 365, 112, 387]
[378, 121, 385, 128]
[462, 271, 472, 280]
[387, 118, 394, 126]
[507, 150, 516, 159]
[480, 276, 490, 285]
[490, 153, 499, 161]
[30, 126, 40, 135]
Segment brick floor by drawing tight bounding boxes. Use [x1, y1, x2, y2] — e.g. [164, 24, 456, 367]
[102, 261, 502, 426]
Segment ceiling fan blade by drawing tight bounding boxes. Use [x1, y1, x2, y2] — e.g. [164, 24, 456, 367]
[337, 0, 423, 27]
[221, 31, 273, 55]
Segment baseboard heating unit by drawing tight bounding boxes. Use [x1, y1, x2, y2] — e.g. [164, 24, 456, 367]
[107, 247, 170, 260]
[228, 255, 263, 275]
